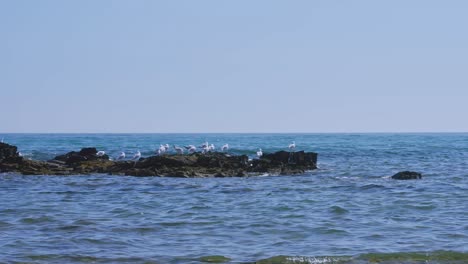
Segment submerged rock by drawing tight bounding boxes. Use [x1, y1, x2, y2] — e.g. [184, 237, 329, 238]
[391, 171, 422, 180]
[198, 255, 231, 263]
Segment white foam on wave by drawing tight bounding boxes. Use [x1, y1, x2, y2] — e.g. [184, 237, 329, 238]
[286, 256, 349, 264]
[247, 172, 271, 177]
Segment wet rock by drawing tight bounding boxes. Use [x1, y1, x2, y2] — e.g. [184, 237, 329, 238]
[1, 143, 319, 177]
[198, 255, 231, 263]
[262, 150, 317, 167]
[0, 142, 21, 162]
[391, 171, 422, 180]
[252, 150, 317, 175]
[0, 143, 23, 173]
[1, 158, 72, 176]
[53, 148, 110, 164]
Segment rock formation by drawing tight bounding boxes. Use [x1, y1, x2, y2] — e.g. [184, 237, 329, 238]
[0, 143, 318, 177]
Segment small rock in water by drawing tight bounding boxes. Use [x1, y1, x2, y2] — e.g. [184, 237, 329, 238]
[391, 171, 422, 180]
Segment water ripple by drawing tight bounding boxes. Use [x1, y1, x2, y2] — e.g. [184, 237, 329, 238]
[2, 133, 468, 263]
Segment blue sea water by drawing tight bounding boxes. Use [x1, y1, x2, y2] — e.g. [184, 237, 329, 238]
[1, 133, 468, 263]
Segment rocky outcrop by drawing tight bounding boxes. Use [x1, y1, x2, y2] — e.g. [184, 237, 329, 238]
[251, 151, 318, 175]
[54, 148, 110, 164]
[391, 171, 422, 180]
[0, 142, 20, 162]
[112, 153, 252, 177]
[0, 143, 318, 177]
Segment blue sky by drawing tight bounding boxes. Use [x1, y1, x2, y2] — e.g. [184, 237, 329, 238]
[1, 0, 467, 133]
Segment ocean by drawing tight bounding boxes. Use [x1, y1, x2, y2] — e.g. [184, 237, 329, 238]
[1, 133, 468, 263]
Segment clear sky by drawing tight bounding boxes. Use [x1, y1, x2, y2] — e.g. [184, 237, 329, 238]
[1, 0, 467, 133]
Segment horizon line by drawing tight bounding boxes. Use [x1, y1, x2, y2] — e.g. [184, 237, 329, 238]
[1, 131, 468, 134]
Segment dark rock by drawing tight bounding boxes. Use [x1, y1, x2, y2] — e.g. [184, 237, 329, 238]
[262, 150, 317, 167]
[53, 148, 109, 164]
[7, 159, 71, 175]
[0, 143, 24, 172]
[255, 150, 318, 175]
[391, 171, 422, 180]
[0, 142, 20, 162]
[1, 143, 319, 177]
[137, 154, 198, 168]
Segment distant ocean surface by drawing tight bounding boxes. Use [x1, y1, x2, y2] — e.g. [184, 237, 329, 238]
[1, 133, 468, 263]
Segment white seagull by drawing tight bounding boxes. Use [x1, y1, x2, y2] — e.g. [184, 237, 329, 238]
[164, 144, 170, 151]
[174, 145, 184, 154]
[157, 145, 166, 155]
[117, 151, 126, 160]
[208, 144, 215, 152]
[199, 141, 209, 149]
[288, 141, 296, 151]
[257, 148, 263, 158]
[18, 152, 23, 157]
[202, 145, 210, 154]
[133, 150, 141, 160]
[96, 151, 106, 157]
[221, 144, 229, 152]
[185, 145, 197, 153]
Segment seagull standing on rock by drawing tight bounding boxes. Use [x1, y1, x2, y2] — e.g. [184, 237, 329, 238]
[199, 142, 209, 149]
[157, 145, 166, 155]
[96, 151, 106, 157]
[133, 150, 141, 160]
[174, 145, 184, 154]
[221, 144, 229, 152]
[117, 152, 126, 160]
[209, 144, 215, 152]
[289, 141, 296, 151]
[257, 148, 263, 158]
[202, 145, 210, 154]
[185, 145, 197, 153]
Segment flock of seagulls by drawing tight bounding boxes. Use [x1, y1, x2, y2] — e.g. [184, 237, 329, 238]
[1, 137, 296, 161]
[95, 141, 297, 161]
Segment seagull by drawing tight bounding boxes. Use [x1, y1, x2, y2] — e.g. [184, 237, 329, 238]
[117, 152, 126, 160]
[96, 151, 106, 157]
[18, 152, 23, 157]
[185, 145, 197, 153]
[174, 145, 184, 154]
[157, 145, 166, 155]
[289, 141, 296, 151]
[164, 144, 170, 151]
[202, 145, 210, 154]
[133, 150, 141, 160]
[199, 141, 209, 149]
[221, 144, 229, 152]
[208, 144, 215, 152]
[257, 148, 263, 158]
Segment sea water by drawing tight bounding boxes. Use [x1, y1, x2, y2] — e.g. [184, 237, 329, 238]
[1, 133, 468, 263]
